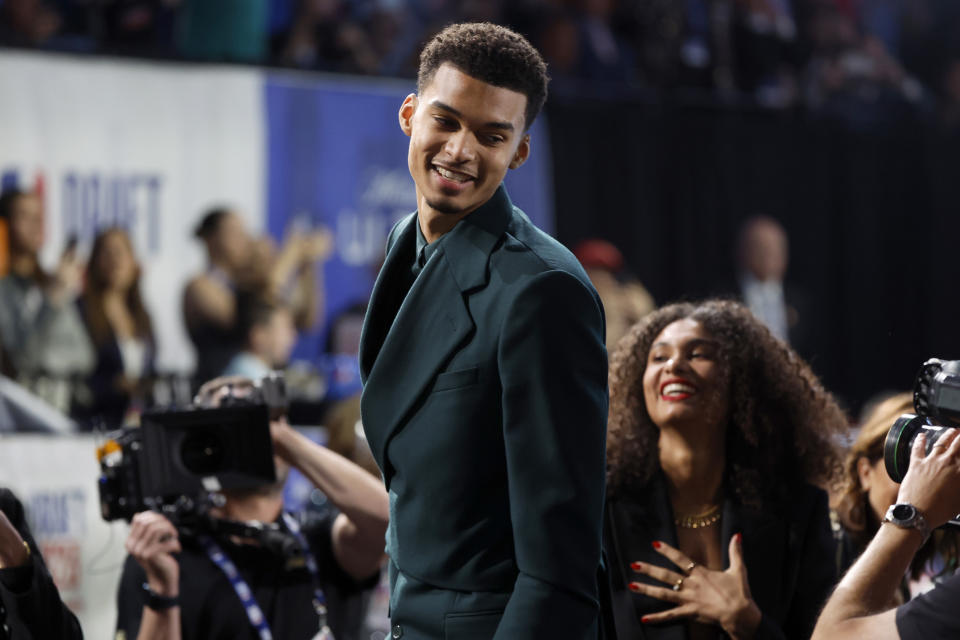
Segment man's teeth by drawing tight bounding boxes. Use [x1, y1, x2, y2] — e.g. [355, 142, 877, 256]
[663, 383, 696, 396]
[436, 166, 469, 182]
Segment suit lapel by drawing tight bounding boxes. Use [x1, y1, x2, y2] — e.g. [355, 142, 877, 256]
[359, 185, 514, 479]
[361, 249, 474, 476]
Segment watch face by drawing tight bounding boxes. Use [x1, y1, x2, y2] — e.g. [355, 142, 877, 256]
[892, 504, 917, 522]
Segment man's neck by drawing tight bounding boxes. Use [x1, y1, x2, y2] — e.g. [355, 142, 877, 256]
[416, 194, 477, 243]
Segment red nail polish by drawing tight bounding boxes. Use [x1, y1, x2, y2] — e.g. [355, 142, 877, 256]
[641, 616, 650, 624]
[735, 533, 742, 543]
[630, 561, 643, 571]
[629, 582, 641, 592]
[652, 541, 661, 549]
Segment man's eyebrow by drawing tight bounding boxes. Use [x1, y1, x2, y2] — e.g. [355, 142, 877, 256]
[430, 100, 515, 132]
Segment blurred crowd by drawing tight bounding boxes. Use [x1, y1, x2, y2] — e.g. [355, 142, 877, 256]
[1, 0, 960, 124]
[0, 190, 368, 442]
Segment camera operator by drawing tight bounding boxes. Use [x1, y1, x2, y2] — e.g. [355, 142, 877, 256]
[115, 376, 389, 640]
[812, 427, 960, 639]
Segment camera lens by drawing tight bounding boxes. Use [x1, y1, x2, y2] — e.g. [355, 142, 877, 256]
[884, 414, 950, 483]
[180, 431, 225, 475]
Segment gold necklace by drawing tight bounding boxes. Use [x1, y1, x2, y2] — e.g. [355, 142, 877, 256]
[674, 504, 721, 529]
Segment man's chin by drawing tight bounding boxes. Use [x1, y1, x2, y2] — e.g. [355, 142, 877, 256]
[424, 197, 466, 215]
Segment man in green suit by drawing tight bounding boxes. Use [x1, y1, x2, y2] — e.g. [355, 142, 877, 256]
[359, 22, 609, 639]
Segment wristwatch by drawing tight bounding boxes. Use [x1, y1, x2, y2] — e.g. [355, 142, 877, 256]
[141, 582, 180, 611]
[883, 503, 932, 544]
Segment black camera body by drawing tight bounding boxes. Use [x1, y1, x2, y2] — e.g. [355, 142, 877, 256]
[885, 359, 960, 483]
[97, 375, 288, 523]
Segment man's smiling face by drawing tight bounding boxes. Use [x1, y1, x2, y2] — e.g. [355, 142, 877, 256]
[399, 63, 530, 220]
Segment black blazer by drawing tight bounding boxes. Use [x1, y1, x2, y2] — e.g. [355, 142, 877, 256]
[604, 474, 836, 640]
[0, 489, 84, 640]
[359, 185, 609, 639]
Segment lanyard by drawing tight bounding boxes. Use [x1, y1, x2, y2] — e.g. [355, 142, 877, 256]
[199, 513, 334, 640]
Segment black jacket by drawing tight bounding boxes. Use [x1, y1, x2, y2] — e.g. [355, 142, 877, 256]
[604, 474, 836, 640]
[0, 488, 83, 640]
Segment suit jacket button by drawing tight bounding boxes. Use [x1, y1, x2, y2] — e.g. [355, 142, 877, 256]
[392, 623, 403, 638]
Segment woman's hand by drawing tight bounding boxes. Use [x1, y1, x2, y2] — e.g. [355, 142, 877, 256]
[628, 535, 762, 640]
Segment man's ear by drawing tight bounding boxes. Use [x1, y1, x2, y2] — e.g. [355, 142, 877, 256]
[399, 94, 418, 137]
[509, 134, 531, 170]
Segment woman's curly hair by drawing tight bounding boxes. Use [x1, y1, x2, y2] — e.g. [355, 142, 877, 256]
[606, 299, 849, 510]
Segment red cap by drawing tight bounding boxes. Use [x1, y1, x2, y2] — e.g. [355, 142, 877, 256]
[573, 238, 624, 273]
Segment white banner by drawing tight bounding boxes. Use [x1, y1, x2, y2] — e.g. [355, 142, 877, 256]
[0, 434, 128, 640]
[0, 51, 266, 373]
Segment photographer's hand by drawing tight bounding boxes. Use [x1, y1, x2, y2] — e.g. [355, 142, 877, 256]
[896, 429, 960, 529]
[812, 429, 960, 640]
[127, 511, 181, 597]
[127, 512, 182, 640]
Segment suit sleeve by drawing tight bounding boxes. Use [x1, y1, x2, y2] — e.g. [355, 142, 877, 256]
[495, 270, 609, 639]
[0, 490, 84, 640]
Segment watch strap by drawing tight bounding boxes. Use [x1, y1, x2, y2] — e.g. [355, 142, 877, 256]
[141, 582, 180, 611]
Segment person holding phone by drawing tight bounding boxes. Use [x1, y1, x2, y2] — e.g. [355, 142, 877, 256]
[0, 189, 93, 383]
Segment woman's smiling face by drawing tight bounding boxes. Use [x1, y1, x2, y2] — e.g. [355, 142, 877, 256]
[642, 318, 731, 432]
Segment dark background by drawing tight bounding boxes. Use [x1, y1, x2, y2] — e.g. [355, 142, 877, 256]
[548, 95, 960, 412]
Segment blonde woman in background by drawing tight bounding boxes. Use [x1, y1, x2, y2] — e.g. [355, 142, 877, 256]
[834, 392, 959, 601]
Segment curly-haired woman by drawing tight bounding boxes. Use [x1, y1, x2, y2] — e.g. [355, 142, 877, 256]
[604, 300, 848, 640]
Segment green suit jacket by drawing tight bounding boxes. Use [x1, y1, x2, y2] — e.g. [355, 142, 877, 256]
[359, 185, 609, 639]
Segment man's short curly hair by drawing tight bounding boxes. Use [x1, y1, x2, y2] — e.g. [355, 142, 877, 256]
[607, 299, 848, 510]
[418, 22, 548, 131]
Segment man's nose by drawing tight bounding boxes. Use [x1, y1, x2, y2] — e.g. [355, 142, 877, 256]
[444, 130, 476, 162]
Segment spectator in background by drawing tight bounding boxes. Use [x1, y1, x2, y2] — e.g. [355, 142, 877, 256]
[729, 215, 814, 358]
[733, 0, 800, 106]
[0, 488, 83, 639]
[833, 392, 959, 599]
[0, 189, 93, 382]
[183, 206, 332, 385]
[802, 1, 924, 129]
[574, 238, 655, 353]
[280, 0, 379, 74]
[735, 216, 790, 341]
[221, 294, 297, 379]
[605, 300, 847, 639]
[182, 208, 251, 385]
[577, 0, 635, 82]
[77, 227, 155, 429]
